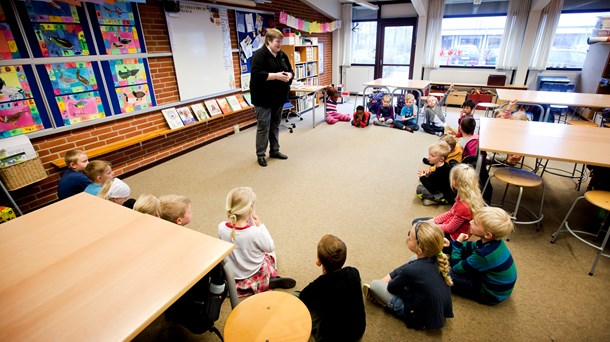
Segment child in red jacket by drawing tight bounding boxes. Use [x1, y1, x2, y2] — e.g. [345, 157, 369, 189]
[351, 105, 371, 128]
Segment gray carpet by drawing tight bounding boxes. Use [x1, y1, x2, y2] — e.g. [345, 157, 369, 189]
[132, 102, 610, 341]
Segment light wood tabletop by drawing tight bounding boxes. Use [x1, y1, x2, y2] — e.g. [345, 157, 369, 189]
[224, 291, 312, 342]
[363, 78, 431, 90]
[496, 88, 610, 108]
[0, 193, 234, 341]
[479, 117, 610, 168]
[290, 84, 327, 128]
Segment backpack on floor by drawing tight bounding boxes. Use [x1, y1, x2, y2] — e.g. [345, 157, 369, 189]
[367, 91, 386, 114]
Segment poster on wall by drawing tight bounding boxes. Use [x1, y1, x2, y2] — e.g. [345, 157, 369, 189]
[235, 10, 275, 90]
[100, 26, 141, 54]
[0, 65, 31, 103]
[0, 22, 20, 60]
[0, 99, 44, 138]
[109, 58, 147, 87]
[115, 83, 152, 113]
[25, 1, 79, 23]
[45, 61, 97, 95]
[95, 2, 135, 26]
[34, 23, 89, 57]
[56, 91, 105, 125]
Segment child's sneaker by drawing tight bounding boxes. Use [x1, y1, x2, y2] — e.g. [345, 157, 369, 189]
[417, 193, 423, 200]
[269, 276, 296, 289]
[422, 199, 438, 206]
[362, 284, 374, 302]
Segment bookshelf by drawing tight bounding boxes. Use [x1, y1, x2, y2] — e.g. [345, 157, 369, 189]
[281, 44, 320, 113]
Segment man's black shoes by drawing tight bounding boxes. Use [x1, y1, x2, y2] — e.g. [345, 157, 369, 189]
[269, 152, 288, 160]
[257, 156, 267, 167]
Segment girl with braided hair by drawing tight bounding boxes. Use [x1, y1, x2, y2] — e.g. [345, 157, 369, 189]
[218, 187, 295, 297]
[362, 221, 454, 330]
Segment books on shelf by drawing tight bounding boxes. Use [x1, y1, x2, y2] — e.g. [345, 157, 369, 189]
[176, 106, 196, 125]
[190, 103, 209, 121]
[161, 108, 185, 130]
[216, 97, 232, 114]
[236, 93, 249, 108]
[204, 99, 223, 117]
[242, 93, 252, 107]
[226, 95, 242, 111]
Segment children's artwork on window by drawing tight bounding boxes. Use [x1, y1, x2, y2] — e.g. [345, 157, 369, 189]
[116, 83, 152, 113]
[34, 23, 89, 57]
[46, 61, 97, 95]
[0, 66, 31, 103]
[100, 26, 140, 54]
[109, 58, 146, 87]
[95, 2, 135, 26]
[0, 23, 20, 60]
[56, 91, 105, 125]
[0, 99, 44, 138]
[25, 1, 79, 23]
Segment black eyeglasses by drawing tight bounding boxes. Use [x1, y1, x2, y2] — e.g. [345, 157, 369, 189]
[408, 221, 421, 243]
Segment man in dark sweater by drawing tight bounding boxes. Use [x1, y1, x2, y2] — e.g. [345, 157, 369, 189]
[299, 234, 366, 342]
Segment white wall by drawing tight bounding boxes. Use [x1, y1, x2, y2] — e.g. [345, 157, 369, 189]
[300, 0, 340, 19]
[428, 68, 508, 84]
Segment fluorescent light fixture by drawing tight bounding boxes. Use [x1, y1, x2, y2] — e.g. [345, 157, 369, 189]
[213, 0, 256, 7]
[347, 0, 379, 11]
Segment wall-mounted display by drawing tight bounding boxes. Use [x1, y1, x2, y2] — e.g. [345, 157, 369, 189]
[95, 2, 135, 26]
[100, 26, 140, 54]
[34, 23, 88, 57]
[45, 61, 97, 95]
[116, 83, 152, 113]
[0, 22, 19, 60]
[25, 1, 79, 23]
[109, 58, 146, 87]
[56, 91, 105, 125]
[0, 99, 43, 138]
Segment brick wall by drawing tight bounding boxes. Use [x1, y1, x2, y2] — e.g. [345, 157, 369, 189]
[7, 0, 332, 212]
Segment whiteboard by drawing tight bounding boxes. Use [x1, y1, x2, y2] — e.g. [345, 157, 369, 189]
[165, 1, 236, 101]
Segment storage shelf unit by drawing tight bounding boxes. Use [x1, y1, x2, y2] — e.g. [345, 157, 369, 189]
[282, 45, 319, 113]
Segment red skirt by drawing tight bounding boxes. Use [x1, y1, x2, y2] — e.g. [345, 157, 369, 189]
[235, 253, 277, 297]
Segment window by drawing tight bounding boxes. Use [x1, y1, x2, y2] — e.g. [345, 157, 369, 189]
[350, 21, 377, 64]
[547, 12, 610, 69]
[439, 16, 506, 67]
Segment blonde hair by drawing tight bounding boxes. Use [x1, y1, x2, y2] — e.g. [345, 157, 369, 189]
[450, 164, 485, 214]
[405, 93, 415, 101]
[98, 178, 113, 200]
[494, 108, 511, 118]
[414, 221, 453, 286]
[429, 141, 451, 160]
[317, 234, 347, 272]
[85, 160, 111, 182]
[381, 94, 391, 103]
[64, 149, 85, 169]
[159, 195, 191, 224]
[225, 187, 257, 241]
[511, 112, 529, 121]
[134, 194, 160, 216]
[440, 134, 457, 152]
[474, 207, 514, 239]
[264, 28, 283, 45]
[426, 96, 438, 106]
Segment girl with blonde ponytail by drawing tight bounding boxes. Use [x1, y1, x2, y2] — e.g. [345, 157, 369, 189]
[363, 221, 453, 330]
[218, 187, 296, 297]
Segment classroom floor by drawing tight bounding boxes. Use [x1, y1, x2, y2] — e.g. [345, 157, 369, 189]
[131, 97, 610, 341]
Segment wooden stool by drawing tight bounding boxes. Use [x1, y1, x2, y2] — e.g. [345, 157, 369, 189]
[483, 167, 545, 240]
[567, 120, 597, 127]
[224, 291, 312, 342]
[476, 102, 499, 117]
[551, 190, 610, 276]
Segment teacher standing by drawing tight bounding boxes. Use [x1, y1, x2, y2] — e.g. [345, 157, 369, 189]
[250, 28, 294, 167]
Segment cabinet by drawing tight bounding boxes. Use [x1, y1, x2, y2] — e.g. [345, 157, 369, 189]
[281, 45, 320, 113]
[578, 43, 610, 95]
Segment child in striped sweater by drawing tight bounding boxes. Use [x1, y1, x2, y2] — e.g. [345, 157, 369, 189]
[325, 87, 351, 124]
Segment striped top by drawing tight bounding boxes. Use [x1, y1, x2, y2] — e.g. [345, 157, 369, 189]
[450, 239, 517, 304]
[326, 97, 338, 116]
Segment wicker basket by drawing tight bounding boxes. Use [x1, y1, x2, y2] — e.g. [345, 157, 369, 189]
[0, 156, 48, 191]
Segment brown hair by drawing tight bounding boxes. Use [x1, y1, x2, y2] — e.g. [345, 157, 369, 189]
[317, 234, 347, 272]
[326, 86, 339, 101]
[84, 160, 111, 182]
[264, 28, 283, 45]
[159, 194, 191, 224]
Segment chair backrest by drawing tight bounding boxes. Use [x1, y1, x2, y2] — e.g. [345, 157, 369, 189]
[487, 74, 506, 86]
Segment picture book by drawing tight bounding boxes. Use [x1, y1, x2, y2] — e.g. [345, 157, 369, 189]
[190, 103, 209, 121]
[176, 106, 196, 125]
[161, 107, 184, 130]
[236, 93, 250, 108]
[242, 92, 252, 107]
[226, 95, 242, 111]
[216, 97, 232, 114]
[204, 99, 222, 117]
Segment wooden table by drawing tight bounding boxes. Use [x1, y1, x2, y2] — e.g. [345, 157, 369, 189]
[290, 85, 327, 128]
[0, 193, 234, 341]
[361, 78, 432, 122]
[477, 117, 610, 173]
[496, 89, 610, 122]
[224, 291, 312, 342]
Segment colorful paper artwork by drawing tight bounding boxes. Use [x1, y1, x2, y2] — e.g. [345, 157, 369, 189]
[0, 23, 20, 60]
[116, 83, 152, 113]
[176, 106, 196, 125]
[34, 23, 89, 57]
[25, 1, 79, 24]
[161, 107, 184, 130]
[109, 58, 146, 87]
[46, 61, 97, 95]
[100, 26, 140, 54]
[95, 2, 135, 26]
[56, 91, 105, 125]
[0, 65, 31, 103]
[0, 99, 44, 138]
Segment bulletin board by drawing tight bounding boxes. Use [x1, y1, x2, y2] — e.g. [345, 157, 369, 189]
[165, 1, 235, 101]
[235, 10, 275, 91]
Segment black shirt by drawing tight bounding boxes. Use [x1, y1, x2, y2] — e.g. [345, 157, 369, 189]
[249, 45, 294, 107]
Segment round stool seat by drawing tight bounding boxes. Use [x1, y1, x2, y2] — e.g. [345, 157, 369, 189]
[604, 123, 610, 128]
[584, 190, 610, 212]
[567, 120, 597, 127]
[429, 92, 445, 97]
[494, 168, 543, 188]
[477, 102, 499, 109]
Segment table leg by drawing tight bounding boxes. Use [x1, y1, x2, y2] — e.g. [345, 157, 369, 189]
[1, 180, 22, 216]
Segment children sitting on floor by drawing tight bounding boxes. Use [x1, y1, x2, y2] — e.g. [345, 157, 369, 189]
[445, 99, 475, 137]
[393, 93, 419, 132]
[417, 141, 454, 206]
[351, 105, 371, 128]
[298, 234, 366, 341]
[98, 177, 135, 208]
[447, 207, 517, 305]
[372, 94, 394, 127]
[424, 135, 463, 170]
[133, 194, 161, 216]
[421, 96, 446, 135]
[325, 86, 351, 124]
[457, 116, 479, 159]
[84, 160, 114, 196]
[159, 194, 192, 225]
[57, 149, 91, 200]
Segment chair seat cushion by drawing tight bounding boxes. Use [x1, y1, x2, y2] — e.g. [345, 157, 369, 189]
[494, 168, 543, 187]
